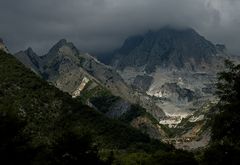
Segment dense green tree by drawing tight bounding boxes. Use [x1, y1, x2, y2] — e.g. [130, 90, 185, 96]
[202, 60, 240, 165]
[0, 50, 198, 164]
[212, 60, 240, 143]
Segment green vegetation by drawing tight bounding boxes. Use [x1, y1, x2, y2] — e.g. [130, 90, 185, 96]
[200, 60, 240, 165]
[0, 50, 103, 164]
[78, 84, 113, 104]
[90, 95, 120, 113]
[112, 150, 197, 165]
[78, 83, 121, 114]
[119, 105, 146, 123]
[0, 50, 197, 164]
[119, 104, 159, 125]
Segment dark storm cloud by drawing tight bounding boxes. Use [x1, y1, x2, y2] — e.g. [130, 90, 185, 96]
[0, 0, 240, 55]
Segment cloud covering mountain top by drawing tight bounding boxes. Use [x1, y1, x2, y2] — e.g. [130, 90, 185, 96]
[1, 0, 240, 55]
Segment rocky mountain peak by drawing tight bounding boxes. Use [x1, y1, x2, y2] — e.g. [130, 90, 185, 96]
[48, 39, 79, 55]
[40, 39, 80, 69]
[52, 39, 67, 48]
[111, 27, 225, 72]
[25, 47, 34, 54]
[16, 47, 37, 57]
[58, 38, 67, 44]
[14, 47, 41, 74]
[23, 47, 39, 58]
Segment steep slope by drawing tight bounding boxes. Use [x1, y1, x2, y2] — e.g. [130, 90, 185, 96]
[0, 50, 163, 162]
[109, 27, 228, 114]
[14, 47, 42, 74]
[41, 39, 133, 101]
[40, 39, 164, 118]
[39, 39, 98, 95]
[111, 27, 226, 73]
[106, 27, 232, 149]
[0, 50, 199, 164]
[13, 39, 166, 139]
[0, 50, 152, 148]
[42, 40, 166, 136]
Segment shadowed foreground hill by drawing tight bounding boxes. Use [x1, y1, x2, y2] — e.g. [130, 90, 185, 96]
[0, 50, 197, 164]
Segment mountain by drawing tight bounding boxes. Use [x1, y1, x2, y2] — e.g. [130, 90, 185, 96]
[0, 49, 148, 163]
[10, 31, 229, 149]
[110, 27, 227, 73]
[104, 27, 233, 149]
[14, 47, 42, 74]
[39, 39, 97, 93]
[109, 27, 227, 111]
[13, 39, 166, 140]
[40, 39, 164, 118]
[1, 37, 239, 164]
[0, 47, 199, 165]
[41, 39, 132, 100]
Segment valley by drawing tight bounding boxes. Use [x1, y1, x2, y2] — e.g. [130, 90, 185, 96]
[1, 27, 239, 151]
[2, 0, 240, 164]
[106, 27, 236, 149]
[1, 27, 231, 150]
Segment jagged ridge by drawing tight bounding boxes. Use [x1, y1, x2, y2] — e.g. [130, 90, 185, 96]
[111, 27, 226, 73]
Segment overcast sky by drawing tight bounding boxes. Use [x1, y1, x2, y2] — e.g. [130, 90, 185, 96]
[0, 0, 240, 55]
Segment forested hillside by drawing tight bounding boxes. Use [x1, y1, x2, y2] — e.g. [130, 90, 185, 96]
[0, 50, 197, 164]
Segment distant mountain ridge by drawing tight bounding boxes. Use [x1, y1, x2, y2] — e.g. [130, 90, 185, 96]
[110, 27, 227, 73]
[15, 47, 42, 74]
[101, 27, 234, 148]
[11, 38, 166, 139]
[0, 27, 232, 150]
[4, 26, 234, 149]
[0, 46, 199, 165]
